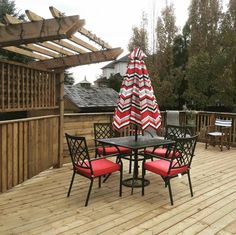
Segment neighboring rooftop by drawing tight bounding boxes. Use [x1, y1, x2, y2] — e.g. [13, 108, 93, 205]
[64, 85, 118, 112]
[101, 54, 129, 69]
[74, 77, 92, 88]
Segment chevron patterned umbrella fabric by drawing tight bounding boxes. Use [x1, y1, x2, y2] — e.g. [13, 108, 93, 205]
[113, 48, 161, 134]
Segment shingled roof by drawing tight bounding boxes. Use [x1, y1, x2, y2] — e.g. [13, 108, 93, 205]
[64, 85, 118, 112]
[101, 54, 129, 69]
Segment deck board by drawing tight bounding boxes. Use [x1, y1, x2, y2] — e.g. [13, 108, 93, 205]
[0, 143, 236, 235]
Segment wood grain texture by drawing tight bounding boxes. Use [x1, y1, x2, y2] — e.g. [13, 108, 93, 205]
[0, 116, 60, 193]
[0, 143, 235, 234]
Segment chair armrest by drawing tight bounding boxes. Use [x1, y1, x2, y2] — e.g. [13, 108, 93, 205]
[141, 152, 171, 162]
[90, 153, 120, 162]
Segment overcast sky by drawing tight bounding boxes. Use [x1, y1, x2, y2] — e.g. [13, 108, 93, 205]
[14, 0, 192, 84]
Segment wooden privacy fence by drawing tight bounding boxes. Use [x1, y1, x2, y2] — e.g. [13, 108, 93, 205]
[0, 115, 59, 193]
[0, 60, 57, 112]
[63, 113, 113, 163]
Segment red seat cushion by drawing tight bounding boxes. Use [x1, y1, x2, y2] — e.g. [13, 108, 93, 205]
[144, 148, 181, 158]
[145, 147, 167, 157]
[75, 159, 120, 178]
[144, 159, 188, 177]
[97, 146, 131, 155]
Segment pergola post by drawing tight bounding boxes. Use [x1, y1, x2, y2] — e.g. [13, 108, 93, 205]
[56, 71, 64, 168]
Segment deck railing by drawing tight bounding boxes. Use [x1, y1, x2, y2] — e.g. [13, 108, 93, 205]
[63, 111, 236, 158]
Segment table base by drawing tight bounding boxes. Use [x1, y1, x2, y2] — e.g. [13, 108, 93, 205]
[122, 177, 150, 188]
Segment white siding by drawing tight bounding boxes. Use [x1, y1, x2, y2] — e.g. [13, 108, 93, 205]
[114, 62, 128, 76]
[102, 68, 114, 78]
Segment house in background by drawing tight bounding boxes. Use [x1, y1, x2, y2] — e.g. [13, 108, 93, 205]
[93, 76, 109, 88]
[101, 54, 129, 78]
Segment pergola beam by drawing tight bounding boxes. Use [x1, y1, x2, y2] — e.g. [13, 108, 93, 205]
[26, 9, 98, 52]
[29, 47, 123, 70]
[4, 46, 49, 60]
[0, 8, 122, 70]
[0, 15, 84, 47]
[49, 6, 112, 49]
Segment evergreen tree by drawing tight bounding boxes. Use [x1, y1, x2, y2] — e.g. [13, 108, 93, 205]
[64, 70, 75, 85]
[0, 0, 25, 23]
[217, 0, 236, 108]
[155, 3, 178, 109]
[183, 0, 236, 110]
[156, 3, 178, 79]
[0, 0, 32, 63]
[128, 12, 149, 54]
[188, 0, 222, 56]
[108, 73, 123, 92]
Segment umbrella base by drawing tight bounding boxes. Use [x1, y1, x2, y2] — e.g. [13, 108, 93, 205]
[122, 177, 150, 188]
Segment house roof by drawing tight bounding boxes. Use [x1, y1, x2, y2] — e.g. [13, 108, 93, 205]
[64, 85, 118, 108]
[79, 77, 91, 84]
[101, 54, 129, 69]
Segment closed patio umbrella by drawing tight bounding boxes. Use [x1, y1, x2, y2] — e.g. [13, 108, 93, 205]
[113, 48, 161, 139]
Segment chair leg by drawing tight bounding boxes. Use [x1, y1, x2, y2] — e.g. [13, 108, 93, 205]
[187, 171, 193, 197]
[85, 178, 94, 207]
[67, 172, 76, 197]
[227, 138, 230, 150]
[205, 137, 208, 149]
[119, 168, 123, 197]
[99, 176, 101, 188]
[167, 178, 174, 205]
[131, 166, 135, 195]
[141, 166, 145, 196]
[103, 173, 111, 183]
[220, 137, 223, 151]
[129, 155, 132, 174]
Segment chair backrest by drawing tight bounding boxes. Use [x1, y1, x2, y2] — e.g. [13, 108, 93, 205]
[165, 125, 188, 140]
[215, 119, 232, 128]
[65, 133, 91, 170]
[169, 135, 198, 171]
[94, 123, 117, 140]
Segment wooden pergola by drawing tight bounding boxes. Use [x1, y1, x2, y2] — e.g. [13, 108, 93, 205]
[0, 6, 123, 192]
[0, 6, 123, 71]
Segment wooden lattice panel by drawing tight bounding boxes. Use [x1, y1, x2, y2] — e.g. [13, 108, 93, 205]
[0, 60, 57, 112]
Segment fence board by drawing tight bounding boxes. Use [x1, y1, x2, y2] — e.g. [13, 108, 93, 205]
[0, 125, 7, 192]
[7, 124, 13, 190]
[1, 63, 4, 110]
[18, 122, 24, 184]
[13, 123, 18, 186]
[23, 122, 28, 181]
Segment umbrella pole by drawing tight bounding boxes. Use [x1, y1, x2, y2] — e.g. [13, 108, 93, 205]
[135, 125, 138, 141]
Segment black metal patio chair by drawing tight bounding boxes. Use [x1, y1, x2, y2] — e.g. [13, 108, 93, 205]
[144, 125, 191, 158]
[142, 135, 198, 205]
[94, 123, 133, 173]
[65, 133, 123, 206]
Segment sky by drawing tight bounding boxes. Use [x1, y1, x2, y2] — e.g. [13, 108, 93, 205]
[14, 0, 192, 84]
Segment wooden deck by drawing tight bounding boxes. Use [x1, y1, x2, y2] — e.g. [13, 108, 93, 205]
[0, 143, 236, 235]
